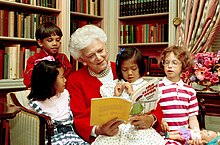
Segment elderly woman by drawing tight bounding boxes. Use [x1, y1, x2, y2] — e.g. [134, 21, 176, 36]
[66, 24, 163, 143]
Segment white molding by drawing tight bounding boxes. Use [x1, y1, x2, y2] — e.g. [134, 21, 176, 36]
[103, 0, 119, 62]
[57, 0, 70, 58]
[169, 0, 178, 46]
[0, 79, 25, 89]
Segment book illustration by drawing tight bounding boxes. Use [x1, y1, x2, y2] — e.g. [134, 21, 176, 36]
[130, 102, 143, 115]
[131, 78, 160, 113]
[90, 78, 160, 126]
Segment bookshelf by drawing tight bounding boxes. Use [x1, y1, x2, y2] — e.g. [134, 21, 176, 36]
[117, 0, 177, 76]
[0, 0, 66, 89]
[70, 0, 104, 71]
[0, 0, 108, 90]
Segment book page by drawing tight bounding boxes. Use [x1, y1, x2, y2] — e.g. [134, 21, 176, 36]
[131, 78, 160, 113]
[90, 97, 132, 126]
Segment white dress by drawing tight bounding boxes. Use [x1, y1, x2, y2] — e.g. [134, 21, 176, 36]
[92, 78, 166, 145]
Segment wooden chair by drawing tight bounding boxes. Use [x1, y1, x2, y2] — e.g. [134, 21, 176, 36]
[6, 90, 53, 145]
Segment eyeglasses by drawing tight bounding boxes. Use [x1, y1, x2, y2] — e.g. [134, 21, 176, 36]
[162, 60, 182, 66]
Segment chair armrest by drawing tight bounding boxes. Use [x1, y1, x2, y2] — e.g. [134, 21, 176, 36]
[10, 93, 54, 145]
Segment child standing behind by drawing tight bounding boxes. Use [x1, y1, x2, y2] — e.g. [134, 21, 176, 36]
[23, 22, 72, 89]
[27, 56, 89, 145]
[158, 46, 200, 133]
[93, 47, 170, 145]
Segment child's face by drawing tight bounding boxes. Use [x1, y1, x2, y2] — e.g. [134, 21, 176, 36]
[121, 58, 140, 83]
[201, 130, 217, 142]
[54, 67, 66, 94]
[37, 35, 61, 56]
[163, 52, 182, 82]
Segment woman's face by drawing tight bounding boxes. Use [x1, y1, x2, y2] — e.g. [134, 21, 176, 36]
[80, 39, 108, 74]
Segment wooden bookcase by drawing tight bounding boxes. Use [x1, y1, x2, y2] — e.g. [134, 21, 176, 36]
[0, 0, 107, 90]
[70, 0, 104, 71]
[0, 0, 64, 89]
[117, 0, 177, 76]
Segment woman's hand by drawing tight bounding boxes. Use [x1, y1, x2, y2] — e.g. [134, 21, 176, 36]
[129, 113, 154, 129]
[114, 82, 123, 96]
[95, 118, 123, 136]
[161, 120, 170, 132]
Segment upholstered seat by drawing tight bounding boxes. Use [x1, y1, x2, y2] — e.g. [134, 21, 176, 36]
[6, 90, 53, 145]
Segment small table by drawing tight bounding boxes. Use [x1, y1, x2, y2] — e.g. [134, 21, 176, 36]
[0, 101, 21, 145]
[196, 91, 220, 129]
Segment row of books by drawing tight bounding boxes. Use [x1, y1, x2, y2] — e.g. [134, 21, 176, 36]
[70, 19, 101, 34]
[3, 0, 56, 8]
[120, 23, 168, 44]
[71, 0, 100, 16]
[120, 0, 169, 17]
[0, 10, 56, 38]
[0, 44, 39, 80]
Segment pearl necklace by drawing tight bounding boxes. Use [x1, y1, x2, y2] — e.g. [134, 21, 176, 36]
[88, 63, 110, 78]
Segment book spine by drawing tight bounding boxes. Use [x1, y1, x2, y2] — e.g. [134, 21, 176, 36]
[0, 10, 4, 36]
[3, 10, 9, 37]
[120, 24, 124, 44]
[8, 11, 14, 37]
[0, 49, 4, 79]
[3, 52, 8, 79]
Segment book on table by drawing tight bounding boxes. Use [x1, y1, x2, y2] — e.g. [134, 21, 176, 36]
[90, 78, 160, 126]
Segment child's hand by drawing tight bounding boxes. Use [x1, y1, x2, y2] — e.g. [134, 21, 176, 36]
[123, 82, 133, 96]
[161, 121, 170, 132]
[114, 82, 123, 96]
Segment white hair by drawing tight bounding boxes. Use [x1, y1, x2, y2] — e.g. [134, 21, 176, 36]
[68, 25, 107, 60]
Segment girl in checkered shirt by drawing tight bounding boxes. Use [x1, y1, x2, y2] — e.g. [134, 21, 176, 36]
[27, 56, 89, 145]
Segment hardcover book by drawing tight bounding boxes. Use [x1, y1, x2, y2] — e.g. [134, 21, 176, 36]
[90, 78, 160, 126]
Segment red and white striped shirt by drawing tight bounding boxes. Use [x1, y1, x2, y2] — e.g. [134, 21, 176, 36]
[159, 77, 199, 131]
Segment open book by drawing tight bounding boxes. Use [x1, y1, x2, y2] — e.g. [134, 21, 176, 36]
[90, 78, 160, 126]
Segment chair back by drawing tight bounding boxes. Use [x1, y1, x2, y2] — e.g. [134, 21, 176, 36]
[7, 90, 30, 108]
[7, 90, 52, 145]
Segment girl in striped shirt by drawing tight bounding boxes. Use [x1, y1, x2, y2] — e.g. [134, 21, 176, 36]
[157, 46, 200, 142]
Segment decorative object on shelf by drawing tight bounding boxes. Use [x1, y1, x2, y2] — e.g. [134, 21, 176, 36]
[182, 51, 220, 92]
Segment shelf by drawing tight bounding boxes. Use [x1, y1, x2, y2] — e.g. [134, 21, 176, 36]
[119, 12, 169, 20]
[0, 1, 61, 15]
[0, 36, 37, 43]
[70, 12, 103, 20]
[0, 79, 25, 89]
[118, 42, 168, 47]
